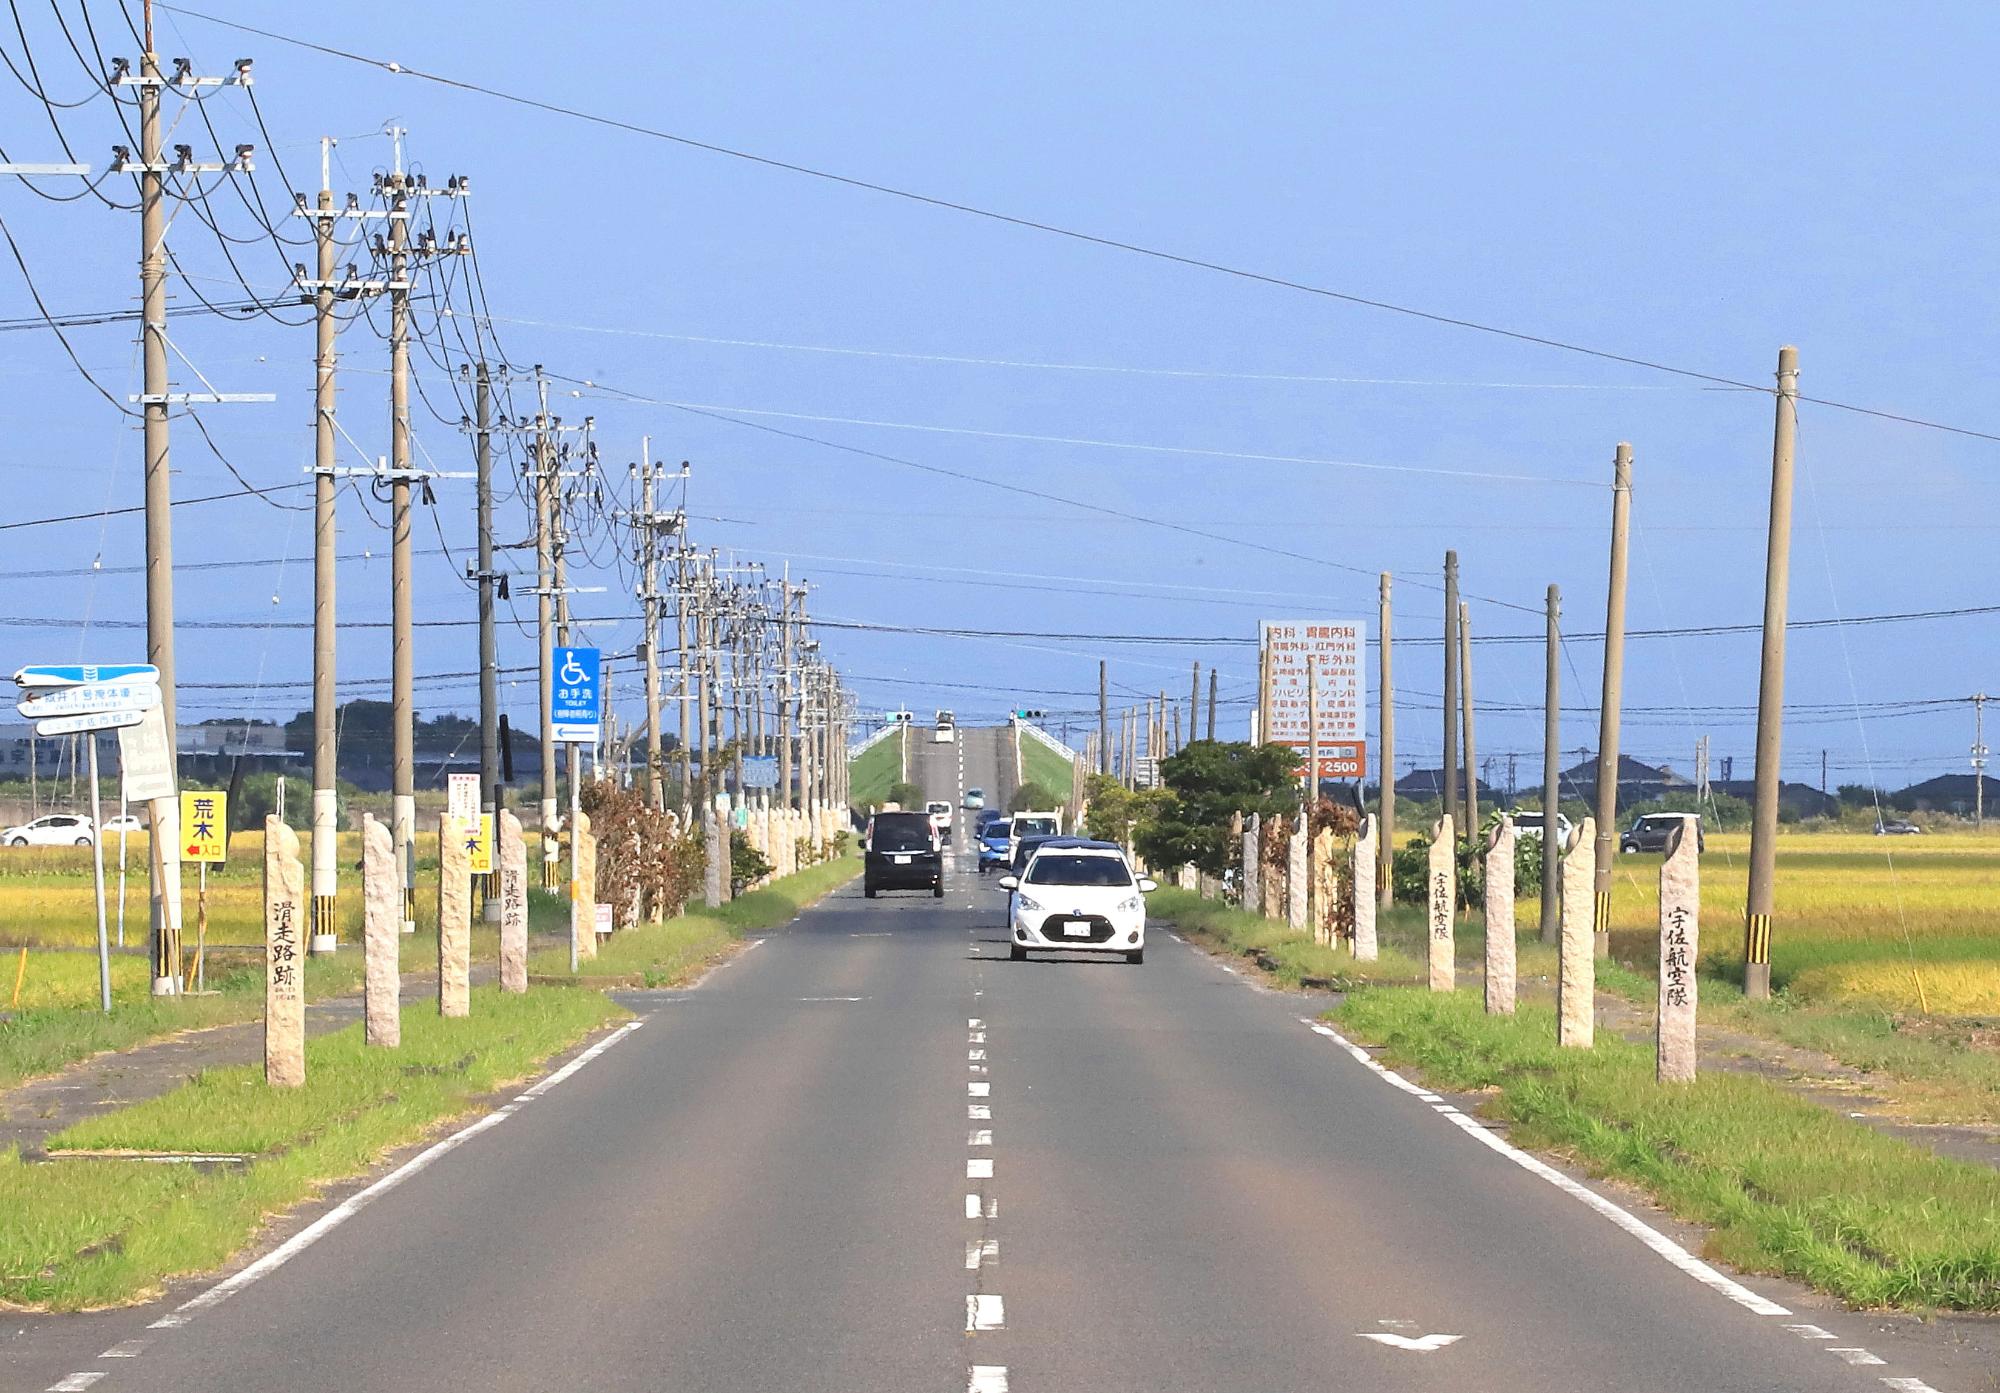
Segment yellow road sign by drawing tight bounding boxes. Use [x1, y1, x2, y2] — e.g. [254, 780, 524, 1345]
[452, 813, 494, 874]
[180, 790, 227, 863]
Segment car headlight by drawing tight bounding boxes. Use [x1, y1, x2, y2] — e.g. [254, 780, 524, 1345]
[1116, 895, 1143, 915]
[1016, 894, 1044, 915]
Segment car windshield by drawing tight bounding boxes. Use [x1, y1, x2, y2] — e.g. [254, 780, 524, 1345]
[983, 822, 1011, 841]
[1015, 817, 1058, 837]
[871, 819, 933, 852]
[1026, 854, 1132, 887]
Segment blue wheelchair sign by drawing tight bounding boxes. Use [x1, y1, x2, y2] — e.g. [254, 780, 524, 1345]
[550, 647, 602, 743]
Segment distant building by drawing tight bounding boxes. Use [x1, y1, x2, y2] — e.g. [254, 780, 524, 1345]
[1888, 773, 2000, 814]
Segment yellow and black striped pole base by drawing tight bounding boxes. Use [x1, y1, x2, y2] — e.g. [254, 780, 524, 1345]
[1743, 913, 1773, 998]
[310, 895, 338, 955]
[1592, 889, 1612, 958]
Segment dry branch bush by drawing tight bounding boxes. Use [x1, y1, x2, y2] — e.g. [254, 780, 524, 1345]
[581, 780, 705, 927]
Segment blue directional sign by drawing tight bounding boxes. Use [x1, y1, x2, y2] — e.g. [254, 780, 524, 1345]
[549, 646, 602, 743]
[13, 662, 159, 689]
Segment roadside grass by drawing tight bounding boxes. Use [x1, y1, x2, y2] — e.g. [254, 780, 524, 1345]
[849, 734, 902, 809]
[1017, 734, 1074, 805]
[1331, 986, 2000, 1311]
[527, 854, 861, 985]
[0, 986, 624, 1311]
[1149, 886, 1430, 988]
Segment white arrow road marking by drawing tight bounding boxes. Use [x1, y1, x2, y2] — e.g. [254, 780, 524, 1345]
[1357, 1332, 1461, 1352]
[966, 1294, 1005, 1330]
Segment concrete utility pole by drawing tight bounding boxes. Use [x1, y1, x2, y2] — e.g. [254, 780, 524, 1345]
[308, 140, 341, 955]
[534, 374, 558, 887]
[1972, 693, 1989, 830]
[1592, 442, 1633, 961]
[1189, 662, 1201, 747]
[1744, 346, 1799, 1001]
[1379, 572, 1395, 909]
[1459, 601, 1478, 840]
[1442, 551, 1461, 843]
[675, 541, 693, 804]
[1207, 667, 1218, 741]
[1541, 584, 1562, 944]
[473, 364, 502, 921]
[1098, 661, 1110, 776]
[636, 441, 666, 809]
[386, 149, 416, 932]
[778, 575, 795, 810]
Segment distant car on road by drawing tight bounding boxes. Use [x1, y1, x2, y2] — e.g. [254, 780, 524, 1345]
[998, 840, 1156, 964]
[933, 710, 956, 744]
[926, 801, 954, 837]
[1875, 817, 1922, 835]
[1007, 811, 1061, 863]
[978, 819, 1012, 873]
[963, 787, 985, 810]
[102, 813, 145, 835]
[3, 813, 94, 847]
[1620, 813, 1704, 855]
[974, 807, 1004, 830]
[863, 811, 943, 899]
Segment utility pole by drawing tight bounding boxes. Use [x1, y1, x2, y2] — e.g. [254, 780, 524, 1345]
[473, 363, 501, 921]
[1207, 667, 1218, 741]
[1442, 551, 1461, 842]
[1541, 584, 1562, 944]
[534, 373, 558, 887]
[1744, 346, 1799, 1001]
[675, 539, 693, 805]
[1379, 572, 1395, 909]
[1593, 441, 1633, 960]
[1459, 601, 1478, 839]
[307, 137, 341, 955]
[1098, 661, 1110, 776]
[1973, 693, 1989, 829]
[778, 573, 795, 810]
[1189, 662, 1201, 747]
[385, 140, 417, 932]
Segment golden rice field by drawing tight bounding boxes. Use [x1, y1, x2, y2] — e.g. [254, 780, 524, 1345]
[1511, 830, 2000, 1015]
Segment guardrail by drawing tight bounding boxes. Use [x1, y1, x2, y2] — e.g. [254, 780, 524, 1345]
[846, 723, 900, 759]
[1017, 720, 1076, 763]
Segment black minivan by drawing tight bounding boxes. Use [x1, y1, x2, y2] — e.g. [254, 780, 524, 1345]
[864, 811, 944, 898]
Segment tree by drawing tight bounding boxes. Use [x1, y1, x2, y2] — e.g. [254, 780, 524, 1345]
[885, 780, 924, 809]
[1136, 739, 1300, 876]
[1008, 781, 1060, 813]
[1079, 773, 1173, 844]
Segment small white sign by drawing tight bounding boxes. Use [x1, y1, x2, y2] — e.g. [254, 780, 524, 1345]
[35, 708, 146, 737]
[117, 705, 177, 803]
[446, 771, 481, 822]
[16, 680, 162, 720]
[593, 902, 614, 937]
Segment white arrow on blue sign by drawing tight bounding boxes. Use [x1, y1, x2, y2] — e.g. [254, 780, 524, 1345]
[15, 680, 163, 721]
[12, 663, 159, 689]
[34, 708, 148, 737]
[550, 646, 602, 743]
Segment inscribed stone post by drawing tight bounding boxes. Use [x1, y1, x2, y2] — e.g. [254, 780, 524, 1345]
[704, 812, 723, 908]
[1287, 817, 1308, 932]
[1656, 820, 1700, 1083]
[1310, 827, 1336, 946]
[1262, 820, 1286, 922]
[263, 817, 307, 1087]
[1484, 816, 1517, 1014]
[1352, 815, 1378, 961]
[1558, 816, 1597, 1047]
[437, 819, 471, 1017]
[1240, 814, 1261, 913]
[1427, 815, 1455, 991]
[363, 814, 400, 1046]
[498, 810, 528, 993]
[574, 809, 598, 961]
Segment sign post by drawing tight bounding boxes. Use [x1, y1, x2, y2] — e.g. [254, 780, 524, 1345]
[180, 790, 228, 992]
[1258, 620, 1369, 780]
[550, 647, 602, 973]
[84, 736, 111, 1012]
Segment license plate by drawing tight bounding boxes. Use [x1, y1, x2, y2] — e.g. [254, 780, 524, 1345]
[894, 854, 912, 865]
[1061, 920, 1092, 938]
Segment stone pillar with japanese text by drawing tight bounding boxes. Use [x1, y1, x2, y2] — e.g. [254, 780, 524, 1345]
[263, 817, 307, 1087]
[437, 820, 472, 1017]
[1484, 815, 1517, 1014]
[363, 814, 400, 1046]
[1657, 819, 1699, 1082]
[498, 810, 528, 993]
[1309, 826, 1336, 946]
[1287, 817, 1308, 932]
[1240, 814, 1261, 914]
[574, 809, 598, 961]
[1427, 815, 1455, 991]
[1558, 817, 1597, 1047]
[1352, 814, 1378, 960]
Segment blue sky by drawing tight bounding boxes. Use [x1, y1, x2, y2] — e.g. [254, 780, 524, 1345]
[3, 1, 1996, 792]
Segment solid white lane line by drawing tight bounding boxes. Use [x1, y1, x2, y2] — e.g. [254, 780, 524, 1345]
[1832, 1350, 1887, 1366]
[968, 1104, 992, 1120]
[969, 1129, 993, 1146]
[1303, 1018, 1791, 1319]
[966, 1294, 1005, 1330]
[799, 996, 866, 1002]
[968, 1081, 991, 1097]
[98, 1341, 147, 1358]
[968, 1363, 1009, 1392]
[967, 1158, 994, 1179]
[47, 1375, 105, 1391]
[160, 1022, 645, 1326]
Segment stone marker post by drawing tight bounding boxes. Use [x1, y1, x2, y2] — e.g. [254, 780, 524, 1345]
[704, 812, 723, 909]
[1483, 816, 1517, 1014]
[1558, 817, 1597, 1047]
[1657, 819, 1700, 1083]
[1241, 814, 1261, 914]
[1427, 815, 1455, 991]
[363, 814, 400, 1046]
[499, 810, 528, 993]
[574, 809, 598, 962]
[1287, 816, 1308, 932]
[437, 819, 471, 1017]
[1310, 826, 1336, 946]
[1352, 814, 1378, 961]
[263, 818, 307, 1087]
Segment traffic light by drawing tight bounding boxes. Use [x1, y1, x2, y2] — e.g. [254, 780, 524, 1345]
[1015, 709, 1046, 720]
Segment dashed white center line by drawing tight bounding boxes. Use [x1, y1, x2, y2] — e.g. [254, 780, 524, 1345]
[965, 1238, 999, 1269]
[969, 1049, 987, 1060]
[968, 1081, 990, 1097]
[969, 1031, 986, 1043]
[967, 1158, 994, 1179]
[969, 1129, 993, 1146]
[968, 1104, 991, 1120]
[98, 1341, 147, 1359]
[1882, 1380, 1944, 1393]
[969, 1364, 1009, 1391]
[968, 1017, 984, 1028]
[47, 1376, 106, 1392]
[1786, 1324, 1836, 1340]
[1831, 1350, 1887, 1366]
[966, 1294, 1005, 1331]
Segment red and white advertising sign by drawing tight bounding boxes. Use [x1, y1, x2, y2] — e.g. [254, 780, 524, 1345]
[1260, 619, 1368, 779]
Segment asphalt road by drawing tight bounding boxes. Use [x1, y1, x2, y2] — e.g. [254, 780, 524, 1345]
[6, 730, 1977, 1393]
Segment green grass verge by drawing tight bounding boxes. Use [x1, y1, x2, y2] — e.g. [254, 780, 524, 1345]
[1018, 732, 1074, 804]
[849, 733, 902, 808]
[527, 854, 862, 985]
[2, 986, 624, 1310]
[1332, 987, 2000, 1311]
[1149, 886, 1431, 989]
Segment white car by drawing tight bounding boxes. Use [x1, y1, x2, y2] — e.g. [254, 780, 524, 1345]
[999, 842, 1156, 964]
[1510, 809, 1575, 844]
[926, 800, 954, 836]
[3, 813, 96, 847]
[103, 813, 146, 835]
[933, 710, 956, 744]
[1007, 811, 1061, 863]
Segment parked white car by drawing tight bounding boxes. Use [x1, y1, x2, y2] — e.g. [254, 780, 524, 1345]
[998, 841, 1156, 964]
[102, 813, 145, 835]
[3, 813, 95, 847]
[1509, 809, 1575, 844]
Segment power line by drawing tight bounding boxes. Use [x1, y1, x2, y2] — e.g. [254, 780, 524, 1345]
[0, 479, 313, 531]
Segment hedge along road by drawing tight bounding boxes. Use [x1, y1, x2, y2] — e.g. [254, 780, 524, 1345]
[3, 743, 1982, 1392]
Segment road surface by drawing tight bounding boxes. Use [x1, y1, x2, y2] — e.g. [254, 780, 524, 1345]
[5, 729, 1977, 1393]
